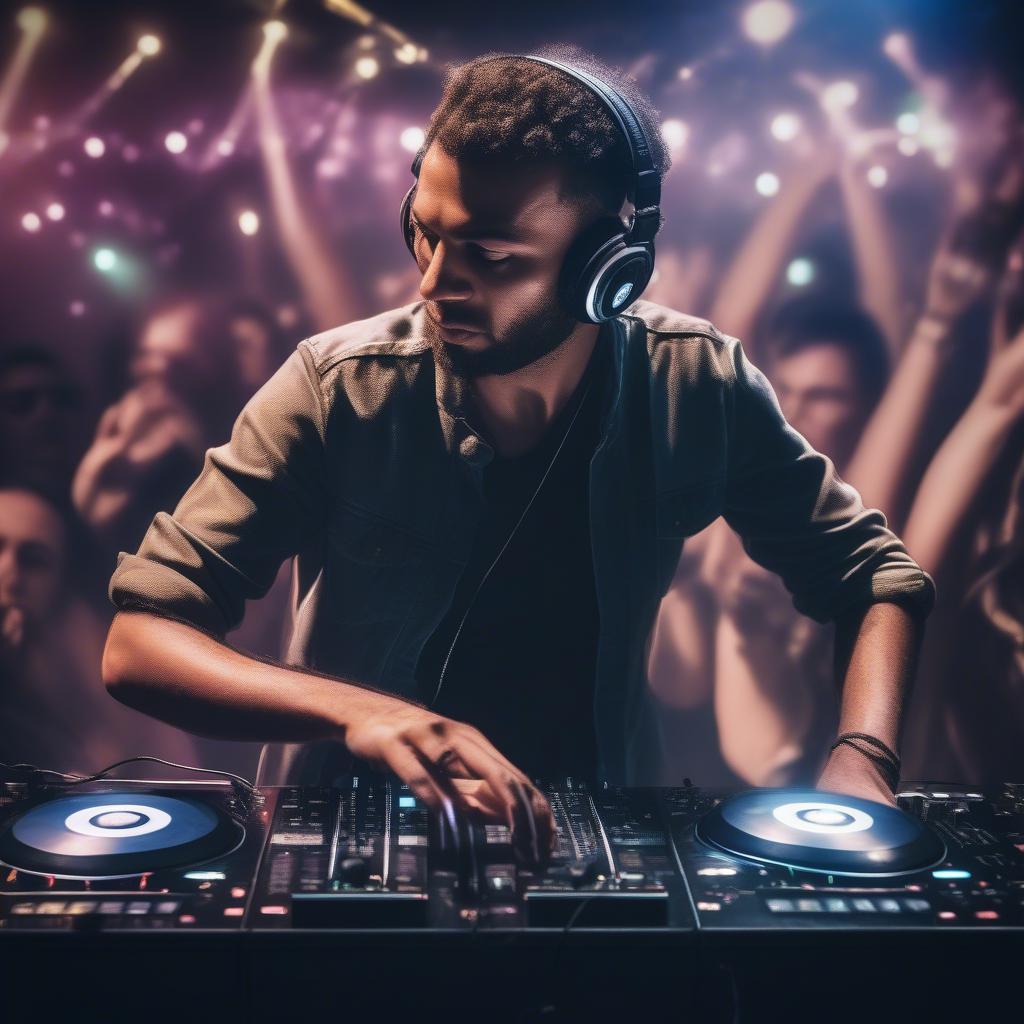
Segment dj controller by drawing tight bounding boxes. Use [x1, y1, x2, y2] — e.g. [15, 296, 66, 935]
[2, 774, 1022, 1022]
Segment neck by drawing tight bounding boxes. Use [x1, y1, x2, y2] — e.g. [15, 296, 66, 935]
[467, 322, 601, 458]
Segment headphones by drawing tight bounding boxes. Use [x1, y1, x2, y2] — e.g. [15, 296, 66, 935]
[399, 54, 663, 324]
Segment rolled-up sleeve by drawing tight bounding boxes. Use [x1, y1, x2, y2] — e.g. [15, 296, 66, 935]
[719, 333, 935, 624]
[109, 341, 327, 636]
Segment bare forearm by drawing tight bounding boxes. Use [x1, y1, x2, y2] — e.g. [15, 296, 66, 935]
[903, 399, 1019, 579]
[843, 323, 955, 525]
[102, 610, 408, 743]
[708, 157, 833, 348]
[838, 161, 903, 355]
[832, 601, 923, 753]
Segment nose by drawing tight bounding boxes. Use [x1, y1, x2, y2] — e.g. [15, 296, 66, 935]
[417, 239, 473, 305]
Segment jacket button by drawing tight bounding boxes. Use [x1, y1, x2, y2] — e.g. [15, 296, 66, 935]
[458, 434, 492, 467]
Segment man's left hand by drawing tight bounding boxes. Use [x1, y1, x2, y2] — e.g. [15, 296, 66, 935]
[815, 741, 897, 808]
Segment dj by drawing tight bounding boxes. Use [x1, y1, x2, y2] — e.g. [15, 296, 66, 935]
[101, 47, 935, 861]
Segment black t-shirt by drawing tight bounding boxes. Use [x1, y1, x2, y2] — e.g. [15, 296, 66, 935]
[414, 338, 611, 780]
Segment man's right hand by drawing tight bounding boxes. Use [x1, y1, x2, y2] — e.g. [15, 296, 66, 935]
[341, 694, 556, 864]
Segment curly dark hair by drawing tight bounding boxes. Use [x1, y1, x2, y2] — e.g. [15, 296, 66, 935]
[422, 44, 671, 226]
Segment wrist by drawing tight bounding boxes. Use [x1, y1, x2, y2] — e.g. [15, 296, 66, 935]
[910, 312, 954, 351]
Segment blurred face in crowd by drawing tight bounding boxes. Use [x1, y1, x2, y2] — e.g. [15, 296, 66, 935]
[0, 488, 66, 632]
[769, 342, 869, 468]
[411, 143, 596, 377]
[131, 303, 220, 402]
[231, 313, 276, 394]
[0, 362, 77, 485]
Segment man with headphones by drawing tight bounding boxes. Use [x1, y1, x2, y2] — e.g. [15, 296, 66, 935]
[102, 47, 934, 863]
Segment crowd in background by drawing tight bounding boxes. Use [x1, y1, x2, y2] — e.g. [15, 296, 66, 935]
[1, 0, 1023, 786]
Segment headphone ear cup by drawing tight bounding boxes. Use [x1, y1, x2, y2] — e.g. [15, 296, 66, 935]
[399, 182, 418, 257]
[560, 217, 654, 323]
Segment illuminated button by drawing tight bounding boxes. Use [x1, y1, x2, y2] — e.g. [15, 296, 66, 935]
[260, 905, 288, 915]
[697, 901, 722, 912]
[185, 870, 226, 881]
[773, 801, 873, 834]
[876, 898, 901, 913]
[65, 901, 97, 915]
[98, 901, 124, 914]
[93, 811, 144, 828]
[155, 901, 181, 914]
[224, 907, 244, 917]
[851, 898, 876, 913]
[178, 914, 197, 924]
[398, 796, 416, 808]
[902, 899, 931, 913]
[823, 898, 850, 913]
[803, 809, 849, 826]
[975, 910, 1000, 921]
[126, 901, 150, 915]
[796, 898, 823, 913]
[766, 898, 794, 913]
[230, 887, 247, 899]
[938, 911, 957, 921]
[10, 903, 35, 915]
[932, 870, 971, 880]
[36, 901, 67, 915]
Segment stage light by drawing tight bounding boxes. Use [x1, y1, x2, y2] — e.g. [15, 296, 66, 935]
[238, 210, 260, 236]
[98, 200, 114, 216]
[354, 56, 379, 79]
[69, 300, 85, 316]
[896, 111, 919, 135]
[786, 257, 814, 286]
[357, 34, 375, 49]
[395, 42, 418, 64]
[93, 247, 117, 271]
[20, 211, 41, 232]
[263, 20, 287, 44]
[822, 80, 858, 112]
[755, 171, 780, 196]
[136, 34, 161, 57]
[898, 137, 919, 157]
[216, 138, 235, 157]
[741, 1, 795, 46]
[882, 32, 910, 61]
[122, 143, 140, 162]
[45, 201, 64, 221]
[660, 118, 689, 154]
[678, 66, 693, 81]
[16, 6, 47, 35]
[770, 112, 801, 142]
[164, 130, 188, 154]
[83, 136, 105, 158]
[867, 165, 888, 188]
[399, 126, 424, 153]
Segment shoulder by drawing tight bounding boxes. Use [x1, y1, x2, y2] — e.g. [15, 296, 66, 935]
[299, 301, 431, 376]
[618, 298, 744, 383]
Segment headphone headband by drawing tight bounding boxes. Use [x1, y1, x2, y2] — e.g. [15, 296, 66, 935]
[409, 53, 662, 245]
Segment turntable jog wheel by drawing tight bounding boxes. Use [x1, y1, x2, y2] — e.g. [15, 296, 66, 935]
[0, 791, 245, 879]
[696, 788, 946, 876]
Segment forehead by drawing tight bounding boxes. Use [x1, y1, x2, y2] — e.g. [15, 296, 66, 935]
[773, 343, 858, 382]
[411, 143, 582, 244]
[0, 491, 64, 549]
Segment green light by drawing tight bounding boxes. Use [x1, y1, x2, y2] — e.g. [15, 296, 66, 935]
[93, 247, 118, 272]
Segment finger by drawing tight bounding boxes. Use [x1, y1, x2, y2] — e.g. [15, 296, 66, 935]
[381, 742, 463, 816]
[408, 725, 474, 780]
[445, 737, 526, 837]
[456, 731, 555, 855]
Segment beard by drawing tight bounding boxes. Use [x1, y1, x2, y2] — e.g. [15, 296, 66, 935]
[428, 294, 579, 378]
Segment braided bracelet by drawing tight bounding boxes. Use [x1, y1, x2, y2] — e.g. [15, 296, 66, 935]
[829, 732, 901, 793]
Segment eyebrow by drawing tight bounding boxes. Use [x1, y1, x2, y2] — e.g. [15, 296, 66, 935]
[410, 209, 532, 246]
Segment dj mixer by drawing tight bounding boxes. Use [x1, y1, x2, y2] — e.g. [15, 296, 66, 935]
[2, 774, 1022, 1022]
